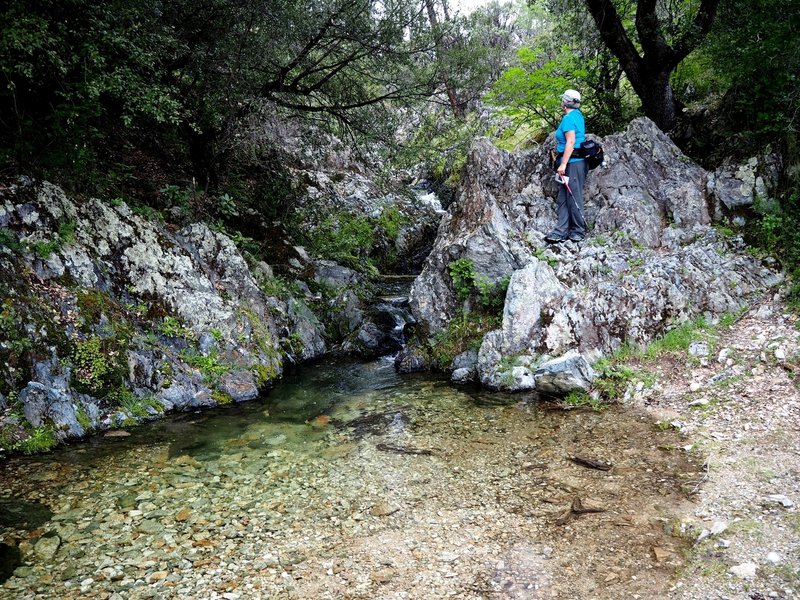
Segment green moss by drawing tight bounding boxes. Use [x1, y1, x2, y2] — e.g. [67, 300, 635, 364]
[76, 289, 111, 324]
[0, 298, 33, 356]
[211, 390, 233, 405]
[75, 405, 92, 431]
[252, 362, 277, 386]
[0, 228, 22, 251]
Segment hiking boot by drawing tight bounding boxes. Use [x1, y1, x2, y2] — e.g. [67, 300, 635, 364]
[544, 233, 565, 243]
[568, 232, 585, 242]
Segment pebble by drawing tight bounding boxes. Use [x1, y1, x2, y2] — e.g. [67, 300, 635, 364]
[689, 341, 709, 357]
[728, 562, 757, 579]
[710, 521, 728, 536]
[766, 552, 782, 564]
[689, 382, 701, 392]
[764, 494, 794, 508]
[33, 534, 61, 561]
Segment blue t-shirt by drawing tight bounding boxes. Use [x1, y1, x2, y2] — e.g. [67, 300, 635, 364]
[555, 109, 585, 163]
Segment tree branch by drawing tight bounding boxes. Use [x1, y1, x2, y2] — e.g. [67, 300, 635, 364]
[635, 0, 674, 65]
[673, 0, 721, 61]
[584, 0, 644, 88]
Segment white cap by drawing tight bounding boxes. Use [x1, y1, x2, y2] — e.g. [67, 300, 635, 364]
[561, 89, 581, 106]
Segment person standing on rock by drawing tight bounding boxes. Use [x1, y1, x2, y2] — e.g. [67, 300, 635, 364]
[545, 89, 587, 243]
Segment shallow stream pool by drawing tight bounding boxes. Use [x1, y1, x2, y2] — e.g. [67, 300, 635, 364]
[0, 357, 701, 599]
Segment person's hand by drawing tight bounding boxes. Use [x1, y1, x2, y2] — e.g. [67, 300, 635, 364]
[557, 163, 567, 176]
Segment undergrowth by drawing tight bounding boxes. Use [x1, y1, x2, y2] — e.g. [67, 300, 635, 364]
[748, 193, 800, 309]
[591, 312, 740, 403]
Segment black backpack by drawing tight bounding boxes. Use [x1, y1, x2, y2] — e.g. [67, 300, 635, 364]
[577, 139, 604, 170]
[550, 139, 605, 171]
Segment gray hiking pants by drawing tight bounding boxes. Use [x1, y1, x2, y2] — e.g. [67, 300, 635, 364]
[552, 160, 588, 238]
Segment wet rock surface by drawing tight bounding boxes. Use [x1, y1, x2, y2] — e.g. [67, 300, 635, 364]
[2, 296, 800, 599]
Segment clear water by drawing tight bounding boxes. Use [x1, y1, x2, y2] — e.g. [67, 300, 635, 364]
[0, 357, 699, 599]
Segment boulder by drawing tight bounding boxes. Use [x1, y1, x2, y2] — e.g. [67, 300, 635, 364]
[411, 118, 782, 392]
[312, 260, 359, 288]
[451, 367, 475, 384]
[709, 153, 781, 214]
[534, 350, 596, 394]
[18, 383, 84, 440]
[218, 371, 260, 402]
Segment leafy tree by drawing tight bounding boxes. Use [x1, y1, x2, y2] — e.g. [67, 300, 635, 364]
[487, 5, 638, 137]
[703, 0, 800, 146]
[0, 0, 442, 192]
[582, 0, 721, 132]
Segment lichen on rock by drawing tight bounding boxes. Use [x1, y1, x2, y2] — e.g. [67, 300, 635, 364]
[410, 117, 783, 394]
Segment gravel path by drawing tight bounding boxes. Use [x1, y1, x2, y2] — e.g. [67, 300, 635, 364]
[641, 297, 800, 600]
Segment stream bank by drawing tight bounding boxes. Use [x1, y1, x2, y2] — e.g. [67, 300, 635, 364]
[5, 296, 797, 600]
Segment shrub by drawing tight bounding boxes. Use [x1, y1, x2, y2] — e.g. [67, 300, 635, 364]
[748, 194, 800, 308]
[430, 312, 500, 368]
[447, 258, 510, 312]
[305, 212, 375, 269]
[71, 336, 122, 395]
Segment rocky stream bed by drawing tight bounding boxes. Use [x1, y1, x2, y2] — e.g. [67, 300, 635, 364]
[2, 294, 798, 600]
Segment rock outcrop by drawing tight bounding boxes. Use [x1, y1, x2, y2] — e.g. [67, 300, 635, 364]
[0, 180, 329, 446]
[409, 118, 783, 392]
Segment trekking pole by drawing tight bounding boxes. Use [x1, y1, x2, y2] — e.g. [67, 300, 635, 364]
[557, 173, 585, 225]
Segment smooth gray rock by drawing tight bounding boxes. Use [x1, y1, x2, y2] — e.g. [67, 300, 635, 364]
[451, 349, 478, 371]
[451, 367, 475, 384]
[313, 260, 359, 288]
[534, 350, 596, 394]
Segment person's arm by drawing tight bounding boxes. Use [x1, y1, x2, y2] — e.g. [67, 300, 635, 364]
[558, 130, 575, 176]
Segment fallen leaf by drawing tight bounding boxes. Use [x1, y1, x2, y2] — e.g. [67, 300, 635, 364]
[104, 430, 131, 438]
[652, 546, 672, 562]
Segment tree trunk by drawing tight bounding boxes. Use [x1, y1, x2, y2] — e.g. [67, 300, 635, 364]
[187, 127, 219, 191]
[584, 0, 719, 133]
[631, 70, 680, 132]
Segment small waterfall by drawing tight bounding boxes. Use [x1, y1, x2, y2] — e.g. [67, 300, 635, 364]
[366, 275, 416, 357]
